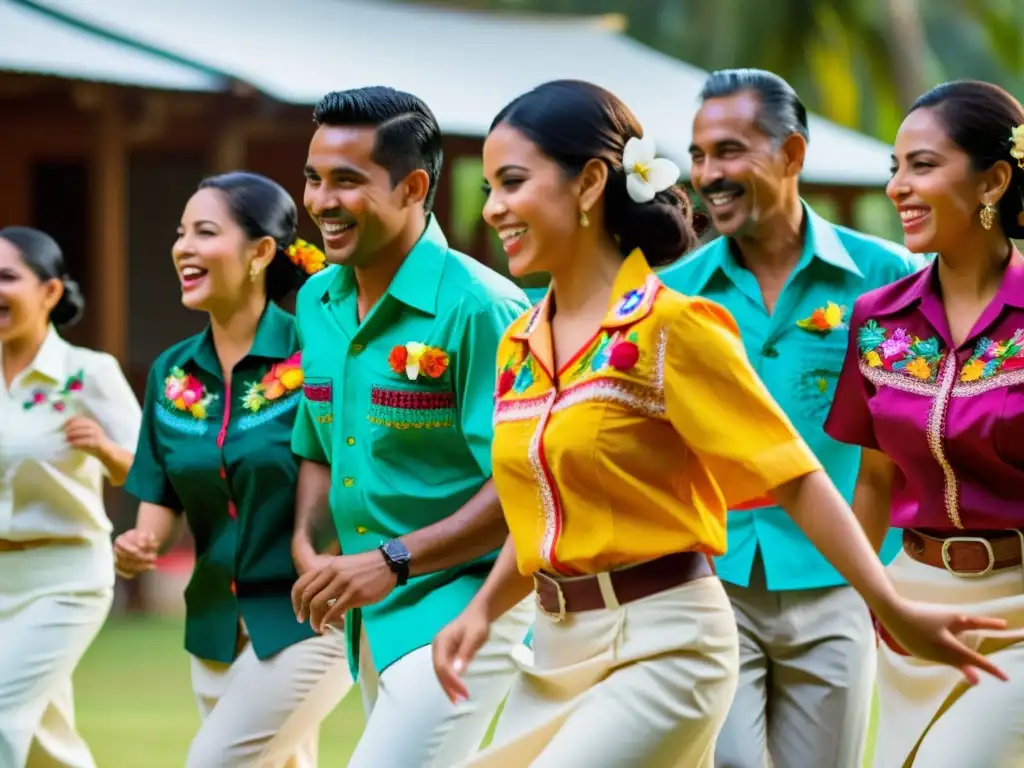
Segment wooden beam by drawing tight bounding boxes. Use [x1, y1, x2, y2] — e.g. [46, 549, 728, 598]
[89, 89, 128, 362]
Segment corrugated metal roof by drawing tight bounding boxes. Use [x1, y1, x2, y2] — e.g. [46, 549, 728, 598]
[18, 0, 894, 185]
[0, 0, 222, 91]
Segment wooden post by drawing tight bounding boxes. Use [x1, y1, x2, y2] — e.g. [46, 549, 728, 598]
[90, 89, 128, 362]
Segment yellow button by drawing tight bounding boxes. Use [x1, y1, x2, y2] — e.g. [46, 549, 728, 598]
[355, 526, 368, 535]
[346, 436, 356, 446]
[343, 477, 355, 487]
[351, 343, 365, 354]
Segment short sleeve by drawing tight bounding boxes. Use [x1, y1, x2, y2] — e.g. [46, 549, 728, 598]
[664, 298, 821, 507]
[290, 298, 329, 465]
[124, 361, 182, 511]
[291, 396, 328, 464]
[80, 353, 142, 453]
[824, 299, 880, 449]
[456, 296, 528, 475]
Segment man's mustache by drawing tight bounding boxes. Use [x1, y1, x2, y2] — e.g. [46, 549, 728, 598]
[699, 180, 744, 197]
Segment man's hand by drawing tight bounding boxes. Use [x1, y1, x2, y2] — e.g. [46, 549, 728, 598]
[291, 551, 398, 633]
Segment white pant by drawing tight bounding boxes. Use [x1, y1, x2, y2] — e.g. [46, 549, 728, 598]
[0, 588, 112, 768]
[187, 631, 352, 768]
[347, 597, 533, 767]
[465, 578, 739, 768]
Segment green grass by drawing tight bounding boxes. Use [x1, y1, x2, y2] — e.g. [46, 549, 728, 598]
[75, 617, 877, 766]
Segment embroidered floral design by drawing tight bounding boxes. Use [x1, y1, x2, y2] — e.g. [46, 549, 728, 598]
[22, 370, 84, 412]
[164, 367, 217, 420]
[498, 350, 536, 396]
[241, 352, 304, 412]
[388, 342, 449, 381]
[960, 329, 1024, 382]
[857, 320, 943, 383]
[797, 301, 846, 334]
[575, 331, 641, 376]
[613, 288, 645, 319]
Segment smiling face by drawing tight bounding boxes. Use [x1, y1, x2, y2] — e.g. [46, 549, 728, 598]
[481, 123, 585, 278]
[887, 107, 997, 254]
[0, 238, 62, 343]
[688, 91, 791, 237]
[172, 188, 262, 312]
[303, 124, 416, 268]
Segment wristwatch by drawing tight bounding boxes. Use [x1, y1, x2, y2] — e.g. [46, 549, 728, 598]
[379, 538, 411, 586]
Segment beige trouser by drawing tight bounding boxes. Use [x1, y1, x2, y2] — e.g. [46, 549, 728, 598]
[187, 629, 351, 768]
[0, 587, 112, 768]
[463, 575, 739, 768]
[346, 596, 533, 767]
[716, 555, 876, 768]
[874, 550, 1024, 768]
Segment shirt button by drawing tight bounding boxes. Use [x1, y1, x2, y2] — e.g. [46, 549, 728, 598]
[351, 343, 365, 354]
[343, 477, 355, 487]
[356, 526, 368, 535]
[346, 436, 356, 446]
[761, 344, 779, 358]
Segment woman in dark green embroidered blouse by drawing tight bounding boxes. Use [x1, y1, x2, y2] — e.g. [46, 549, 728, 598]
[117, 172, 351, 767]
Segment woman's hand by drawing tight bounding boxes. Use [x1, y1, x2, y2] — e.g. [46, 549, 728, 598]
[64, 416, 112, 458]
[432, 605, 492, 704]
[877, 596, 1009, 685]
[113, 529, 160, 579]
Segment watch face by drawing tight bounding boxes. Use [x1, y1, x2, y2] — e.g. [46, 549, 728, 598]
[383, 539, 411, 563]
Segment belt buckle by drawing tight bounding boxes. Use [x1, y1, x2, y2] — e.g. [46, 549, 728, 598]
[940, 537, 995, 578]
[534, 573, 566, 623]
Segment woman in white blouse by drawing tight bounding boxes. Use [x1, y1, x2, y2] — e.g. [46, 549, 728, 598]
[0, 226, 141, 768]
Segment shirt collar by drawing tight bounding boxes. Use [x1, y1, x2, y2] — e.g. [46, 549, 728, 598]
[877, 247, 1024, 316]
[15, 325, 69, 384]
[323, 214, 448, 317]
[183, 301, 295, 377]
[685, 200, 863, 292]
[510, 249, 660, 376]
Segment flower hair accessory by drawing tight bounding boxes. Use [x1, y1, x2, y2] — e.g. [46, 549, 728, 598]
[622, 135, 681, 204]
[1011, 125, 1024, 170]
[286, 238, 327, 275]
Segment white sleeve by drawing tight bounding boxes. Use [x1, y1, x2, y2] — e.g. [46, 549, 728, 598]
[78, 353, 142, 453]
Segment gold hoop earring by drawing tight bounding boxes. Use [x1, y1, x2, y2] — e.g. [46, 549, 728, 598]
[980, 203, 997, 231]
[249, 263, 260, 282]
[579, 210, 590, 228]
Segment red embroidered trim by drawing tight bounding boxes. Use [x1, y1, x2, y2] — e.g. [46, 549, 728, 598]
[371, 386, 454, 411]
[303, 383, 332, 402]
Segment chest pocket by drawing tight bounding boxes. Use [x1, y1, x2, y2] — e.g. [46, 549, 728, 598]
[790, 333, 849, 425]
[991, 384, 1024, 468]
[367, 381, 467, 487]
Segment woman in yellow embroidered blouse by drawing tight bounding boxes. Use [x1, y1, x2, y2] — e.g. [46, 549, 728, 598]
[431, 80, 1009, 768]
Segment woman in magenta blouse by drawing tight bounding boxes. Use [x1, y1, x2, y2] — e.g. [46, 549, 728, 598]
[827, 80, 1024, 767]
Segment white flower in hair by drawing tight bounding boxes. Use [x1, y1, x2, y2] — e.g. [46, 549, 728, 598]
[622, 135, 680, 203]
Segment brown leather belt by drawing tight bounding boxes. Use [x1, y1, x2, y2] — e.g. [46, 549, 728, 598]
[534, 551, 713, 620]
[902, 529, 1023, 577]
[0, 538, 79, 552]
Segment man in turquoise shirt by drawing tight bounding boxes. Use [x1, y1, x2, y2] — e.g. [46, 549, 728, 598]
[661, 69, 924, 768]
[288, 87, 532, 767]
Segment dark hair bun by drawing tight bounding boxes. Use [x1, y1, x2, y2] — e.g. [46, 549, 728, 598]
[604, 175, 696, 268]
[0, 226, 85, 327]
[51, 276, 85, 327]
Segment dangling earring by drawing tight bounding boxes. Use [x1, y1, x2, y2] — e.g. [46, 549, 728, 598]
[249, 262, 260, 282]
[980, 203, 997, 231]
[579, 210, 590, 228]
